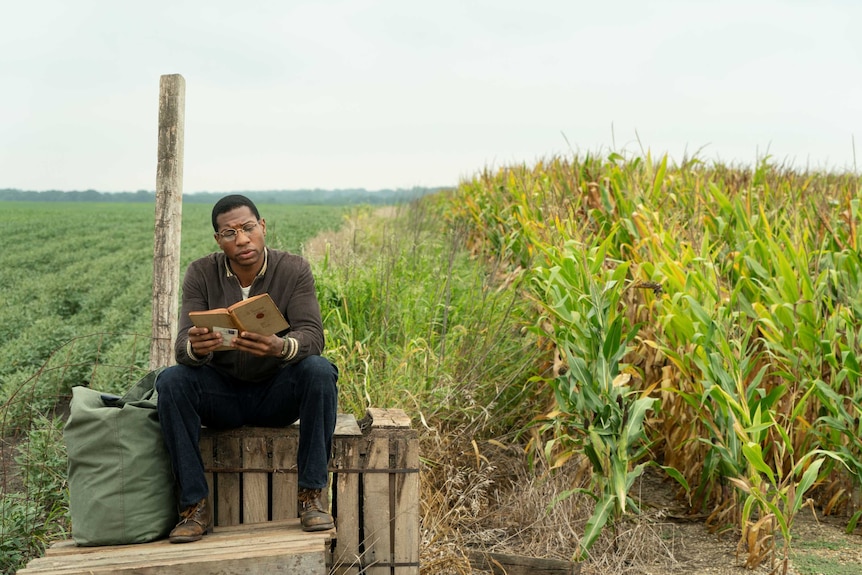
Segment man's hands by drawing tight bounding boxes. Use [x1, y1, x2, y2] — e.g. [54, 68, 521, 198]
[188, 326, 283, 358]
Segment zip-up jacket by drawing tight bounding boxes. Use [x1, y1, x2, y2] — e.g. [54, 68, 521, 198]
[174, 247, 325, 382]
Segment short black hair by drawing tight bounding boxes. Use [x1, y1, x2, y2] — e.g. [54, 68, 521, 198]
[211, 194, 261, 231]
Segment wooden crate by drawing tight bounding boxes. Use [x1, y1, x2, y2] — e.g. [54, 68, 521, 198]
[200, 408, 420, 574]
[18, 519, 331, 575]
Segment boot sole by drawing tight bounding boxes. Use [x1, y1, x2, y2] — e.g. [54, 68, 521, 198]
[169, 531, 207, 544]
[302, 523, 335, 532]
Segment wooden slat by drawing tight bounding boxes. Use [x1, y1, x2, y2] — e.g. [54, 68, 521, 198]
[191, 410, 419, 573]
[215, 436, 241, 526]
[213, 517, 330, 536]
[366, 408, 411, 429]
[20, 549, 324, 575]
[335, 413, 363, 436]
[242, 436, 269, 523]
[393, 435, 420, 575]
[272, 435, 298, 520]
[42, 530, 324, 560]
[331, 436, 361, 575]
[199, 435, 214, 532]
[45, 519, 330, 557]
[200, 417, 358, 526]
[467, 550, 581, 575]
[199, 414, 361, 442]
[363, 436, 391, 575]
[21, 522, 330, 575]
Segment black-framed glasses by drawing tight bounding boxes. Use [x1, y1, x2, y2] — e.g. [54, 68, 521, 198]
[216, 221, 259, 241]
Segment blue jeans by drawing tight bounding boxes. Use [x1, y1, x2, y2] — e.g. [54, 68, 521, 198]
[155, 355, 339, 508]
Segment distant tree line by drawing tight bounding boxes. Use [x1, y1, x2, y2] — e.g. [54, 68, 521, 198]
[0, 187, 448, 205]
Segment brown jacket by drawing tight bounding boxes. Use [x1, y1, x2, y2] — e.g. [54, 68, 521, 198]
[174, 248, 325, 382]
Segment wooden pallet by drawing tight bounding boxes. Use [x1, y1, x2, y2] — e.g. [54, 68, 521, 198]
[201, 408, 420, 574]
[18, 408, 419, 575]
[18, 519, 332, 575]
[200, 413, 364, 524]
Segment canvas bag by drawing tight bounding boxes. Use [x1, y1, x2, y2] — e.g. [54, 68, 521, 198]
[64, 368, 178, 545]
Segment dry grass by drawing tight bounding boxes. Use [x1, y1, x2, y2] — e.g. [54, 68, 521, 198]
[418, 426, 682, 574]
[302, 205, 401, 266]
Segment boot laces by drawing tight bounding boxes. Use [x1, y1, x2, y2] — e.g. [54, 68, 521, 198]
[299, 489, 324, 512]
[179, 499, 205, 523]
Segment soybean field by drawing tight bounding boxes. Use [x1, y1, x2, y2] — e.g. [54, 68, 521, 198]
[0, 202, 346, 413]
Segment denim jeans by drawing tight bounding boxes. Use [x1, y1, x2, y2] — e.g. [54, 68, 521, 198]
[155, 355, 339, 508]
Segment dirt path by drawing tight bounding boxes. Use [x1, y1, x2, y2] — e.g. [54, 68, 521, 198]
[625, 469, 862, 575]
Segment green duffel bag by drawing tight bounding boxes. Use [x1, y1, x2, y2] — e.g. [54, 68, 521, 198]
[64, 368, 178, 545]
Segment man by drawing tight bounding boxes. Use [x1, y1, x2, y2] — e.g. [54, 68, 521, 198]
[155, 194, 339, 543]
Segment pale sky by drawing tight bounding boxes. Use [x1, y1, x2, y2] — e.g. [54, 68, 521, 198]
[2, 0, 860, 193]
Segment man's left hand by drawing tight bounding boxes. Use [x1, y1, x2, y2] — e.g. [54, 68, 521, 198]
[231, 331, 281, 357]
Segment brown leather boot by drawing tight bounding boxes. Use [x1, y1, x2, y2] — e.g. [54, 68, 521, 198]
[169, 497, 210, 543]
[298, 488, 335, 532]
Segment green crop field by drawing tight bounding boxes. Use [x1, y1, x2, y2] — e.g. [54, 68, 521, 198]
[0, 202, 346, 410]
[0, 200, 357, 572]
[5, 156, 862, 575]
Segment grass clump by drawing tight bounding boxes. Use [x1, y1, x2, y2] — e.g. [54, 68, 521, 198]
[1, 415, 68, 575]
[309, 203, 545, 435]
[791, 554, 862, 575]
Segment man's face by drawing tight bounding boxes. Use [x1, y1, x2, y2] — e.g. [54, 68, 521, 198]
[214, 206, 267, 271]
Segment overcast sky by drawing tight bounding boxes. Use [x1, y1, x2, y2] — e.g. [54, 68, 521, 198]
[2, 0, 859, 193]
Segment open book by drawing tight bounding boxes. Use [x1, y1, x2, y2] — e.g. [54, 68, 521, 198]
[188, 293, 289, 351]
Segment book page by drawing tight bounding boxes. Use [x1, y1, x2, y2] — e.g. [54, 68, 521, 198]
[188, 309, 237, 330]
[229, 294, 289, 335]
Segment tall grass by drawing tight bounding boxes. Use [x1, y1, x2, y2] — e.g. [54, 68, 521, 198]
[312, 203, 544, 435]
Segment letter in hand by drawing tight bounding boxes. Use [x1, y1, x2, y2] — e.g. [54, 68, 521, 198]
[188, 326, 228, 355]
[213, 326, 238, 346]
[226, 331, 281, 357]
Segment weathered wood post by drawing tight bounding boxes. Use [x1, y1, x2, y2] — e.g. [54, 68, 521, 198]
[150, 74, 186, 370]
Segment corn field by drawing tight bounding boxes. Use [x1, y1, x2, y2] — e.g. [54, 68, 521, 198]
[443, 153, 862, 572]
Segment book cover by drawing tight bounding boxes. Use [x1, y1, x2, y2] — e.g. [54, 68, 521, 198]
[188, 293, 289, 351]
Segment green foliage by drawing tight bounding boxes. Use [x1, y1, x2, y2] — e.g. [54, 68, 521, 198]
[15, 415, 69, 503]
[1, 415, 69, 574]
[0, 494, 45, 575]
[0, 201, 347, 571]
[4, 158, 862, 571]
[314, 203, 542, 433]
[0, 203, 346, 411]
[730, 449, 842, 572]
[529, 234, 658, 558]
[792, 550, 862, 575]
[444, 152, 862, 567]
[0, 187, 444, 205]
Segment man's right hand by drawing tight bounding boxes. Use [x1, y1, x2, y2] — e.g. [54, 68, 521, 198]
[188, 326, 223, 356]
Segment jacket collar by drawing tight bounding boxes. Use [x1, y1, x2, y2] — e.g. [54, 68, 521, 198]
[224, 247, 269, 279]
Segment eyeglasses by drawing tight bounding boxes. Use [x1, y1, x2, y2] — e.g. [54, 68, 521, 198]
[216, 221, 259, 241]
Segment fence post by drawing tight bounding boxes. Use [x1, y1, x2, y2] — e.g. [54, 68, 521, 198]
[150, 73, 185, 370]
